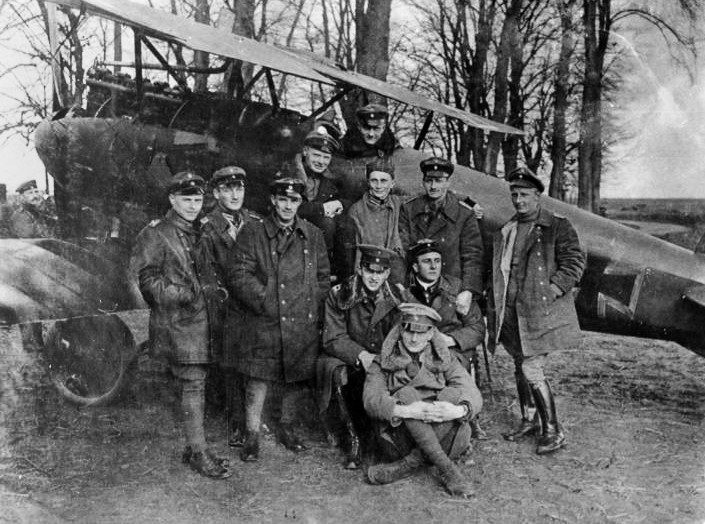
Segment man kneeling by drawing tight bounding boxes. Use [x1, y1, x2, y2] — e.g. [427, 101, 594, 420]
[363, 303, 482, 497]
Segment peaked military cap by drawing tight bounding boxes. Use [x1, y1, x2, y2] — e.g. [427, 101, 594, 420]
[16, 180, 38, 194]
[304, 125, 340, 154]
[420, 157, 454, 178]
[408, 238, 442, 261]
[168, 171, 205, 195]
[398, 302, 442, 332]
[270, 177, 305, 198]
[356, 103, 388, 123]
[358, 244, 396, 271]
[365, 157, 395, 178]
[507, 166, 544, 193]
[211, 166, 246, 188]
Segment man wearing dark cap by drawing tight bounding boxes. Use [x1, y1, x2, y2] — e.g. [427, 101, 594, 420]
[9, 179, 56, 238]
[130, 171, 231, 479]
[199, 166, 261, 448]
[363, 303, 481, 497]
[399, 157, 484, 318]
[228, 177, 330, 462]
[347, 158, 406, 283]
[280, 123, 351, 278]
[489, 166, 585, 455]
[329, 102, 402, 202]
[319, 244, 403, 469]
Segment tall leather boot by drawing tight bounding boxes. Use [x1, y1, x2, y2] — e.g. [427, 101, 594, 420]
[335, 384, 361, 469]
[503, 371, 539, 442]
[367, 448, 424, 485]
[404, 420, 474, 498]
[530, 379, 565, 455]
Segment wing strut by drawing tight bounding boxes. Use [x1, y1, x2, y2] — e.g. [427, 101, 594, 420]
[304, 87, 353, 123]
[264, 69, 279, 113]
[414, 111, 434, 150]
[141, 36, 189, 91]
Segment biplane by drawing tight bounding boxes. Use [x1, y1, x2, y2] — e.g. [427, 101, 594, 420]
[9, 0, 705, 407]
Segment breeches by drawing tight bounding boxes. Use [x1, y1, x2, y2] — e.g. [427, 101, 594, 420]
[500, 305, 546, 384]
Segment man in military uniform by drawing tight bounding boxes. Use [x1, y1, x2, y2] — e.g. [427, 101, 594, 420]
[363, 303, 481, 498]
[405, 238, 487, 439]
[130, 171, 231, 479]
[489, 167, 585, 455]
[399, 157, 484, 317]
[347, 158, 406, 282]
[281, 124, 352, 278]
[319, 244, 403, 469]
[228, 178, 330, 462]
[329, 103, 401, 203]
[199, 166, 260, 448]
[9, 179, 56, 238]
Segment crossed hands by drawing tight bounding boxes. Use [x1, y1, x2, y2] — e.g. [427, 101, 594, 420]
[400, 400, 466, 423]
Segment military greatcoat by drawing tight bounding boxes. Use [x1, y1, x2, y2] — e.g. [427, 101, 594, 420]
[489, 207, 585, 357]
[131, 209, 224, 364]
[399, 192, 484, 296]
[227, 213, 330, 383]
[9, 203, 56, 238]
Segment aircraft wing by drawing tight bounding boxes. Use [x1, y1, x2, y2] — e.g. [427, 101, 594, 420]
[48, 0, 523, 135]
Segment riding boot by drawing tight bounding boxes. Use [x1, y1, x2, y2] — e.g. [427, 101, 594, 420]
[367, 448, 424, 485]
[503, 371, 539, 442]
[530, 379, 566, 455]
[335, 384, 361, 469]
[404, 419, 474, 498]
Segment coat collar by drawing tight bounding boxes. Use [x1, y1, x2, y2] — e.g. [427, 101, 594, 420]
[263, 213, 308, 239]
[505, 206, 553, 228]
[334, 274, 402, 312]
[415, 192, 460, 224]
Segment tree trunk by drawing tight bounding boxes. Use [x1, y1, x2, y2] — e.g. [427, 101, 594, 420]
[223, 0, 256, 97]
[578, 0, 610, 213]
[459, 0, 496, 171]
[485, 0, 522, 176]
[341, 0, 393, 124]
[193, 0, 210, 93]
[549, 0, 577, 199]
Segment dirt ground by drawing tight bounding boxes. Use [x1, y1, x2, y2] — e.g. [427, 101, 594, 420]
[1, 306, 704, 524]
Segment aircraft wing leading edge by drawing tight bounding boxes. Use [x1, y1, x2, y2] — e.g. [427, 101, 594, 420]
[47, 0, 523, 135]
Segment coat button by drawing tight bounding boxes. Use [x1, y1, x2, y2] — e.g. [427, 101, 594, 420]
[282, 300, 286, 305]
[542, 296, 547, 301]
[304, 249, 309, 254]
[281, 284, 285, 289]
[282, 316, 286, 321]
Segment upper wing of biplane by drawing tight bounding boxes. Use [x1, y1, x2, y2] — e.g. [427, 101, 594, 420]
[48, 0, 523, 135]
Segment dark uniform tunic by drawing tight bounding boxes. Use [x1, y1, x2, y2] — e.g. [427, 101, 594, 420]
[399, 192, 484, 296]
[131, 209, 222, 364]
[318, 276, 402, 410]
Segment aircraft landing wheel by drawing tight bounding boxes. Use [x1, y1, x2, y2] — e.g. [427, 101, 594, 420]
[44, 315, 136, 407]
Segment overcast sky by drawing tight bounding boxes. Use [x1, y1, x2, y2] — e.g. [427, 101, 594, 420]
[0, 2, 703, 198]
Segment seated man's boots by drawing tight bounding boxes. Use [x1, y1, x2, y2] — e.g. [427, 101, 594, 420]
[188, 449, 232, 479]
[503, 372, 539, 442]
[531, 379, 566, 455]
[275, 423, 307, 453]
[367, 448, 424, 485]
[334, 384, 361, 469]
[437, 460, 474, 498]
[469, 416, 488, 441]
[240, 431, 260, 462]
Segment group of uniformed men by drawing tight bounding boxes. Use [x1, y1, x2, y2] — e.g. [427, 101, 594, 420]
[130, 103, 586, 498]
